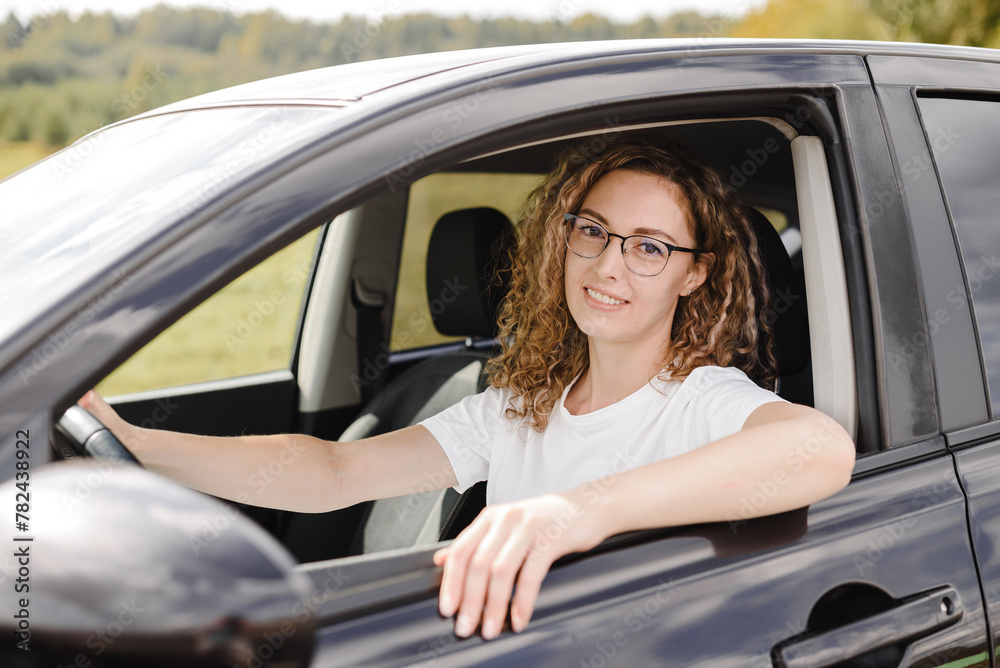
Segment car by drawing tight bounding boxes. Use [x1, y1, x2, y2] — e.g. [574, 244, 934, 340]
[1, 36, 1000, 667]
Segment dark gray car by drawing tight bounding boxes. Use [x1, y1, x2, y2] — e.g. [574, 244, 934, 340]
[1, 38, 1000, 667]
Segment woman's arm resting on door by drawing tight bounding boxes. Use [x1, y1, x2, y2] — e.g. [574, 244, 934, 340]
[433, 401, 855, 639]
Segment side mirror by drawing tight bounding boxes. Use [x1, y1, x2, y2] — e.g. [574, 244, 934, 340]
[0, 460, 315, 667]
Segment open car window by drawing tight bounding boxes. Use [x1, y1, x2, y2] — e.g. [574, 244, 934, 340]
[99, 230, 320, 397]
[88, 114, 849, 569]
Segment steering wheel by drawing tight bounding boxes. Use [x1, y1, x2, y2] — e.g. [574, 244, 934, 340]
[54, 405, 141, 465]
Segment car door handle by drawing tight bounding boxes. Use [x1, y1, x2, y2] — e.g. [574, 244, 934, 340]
[774, 586, 963, 668]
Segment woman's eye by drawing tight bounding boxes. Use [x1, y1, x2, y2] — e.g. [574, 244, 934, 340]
[639, 241, 664, 256]
[582, 225, 604, 238]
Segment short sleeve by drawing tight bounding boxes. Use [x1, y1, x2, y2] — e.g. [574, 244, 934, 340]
[418, 386, 507, 493]
[682, 366, 787, 446]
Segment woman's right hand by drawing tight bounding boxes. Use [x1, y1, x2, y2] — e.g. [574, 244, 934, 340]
[77, 389, 142, 454]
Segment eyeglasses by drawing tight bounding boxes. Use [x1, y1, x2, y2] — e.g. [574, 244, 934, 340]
[563, 213, 700, 277]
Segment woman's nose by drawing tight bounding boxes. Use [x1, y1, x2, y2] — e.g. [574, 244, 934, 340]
[595, 236, 627, 278]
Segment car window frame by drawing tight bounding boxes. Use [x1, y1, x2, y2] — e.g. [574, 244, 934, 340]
[868, 55, 1000, 441]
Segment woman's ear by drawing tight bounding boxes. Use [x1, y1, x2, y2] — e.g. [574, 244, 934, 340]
[684, 252, 713, 295]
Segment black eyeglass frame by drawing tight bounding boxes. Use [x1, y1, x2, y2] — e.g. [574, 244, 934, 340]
[562, 213, 701, 277]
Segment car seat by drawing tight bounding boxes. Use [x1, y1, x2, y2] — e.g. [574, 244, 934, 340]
[746, 206, 812, 404]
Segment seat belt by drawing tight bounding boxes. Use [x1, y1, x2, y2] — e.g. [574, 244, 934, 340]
[351, 277, 386, 405]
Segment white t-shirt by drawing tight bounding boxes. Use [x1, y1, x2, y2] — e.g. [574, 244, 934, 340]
[419, 365, 786, 505]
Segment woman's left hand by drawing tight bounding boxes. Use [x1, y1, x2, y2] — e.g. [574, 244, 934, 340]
[432, 490, 606, 640]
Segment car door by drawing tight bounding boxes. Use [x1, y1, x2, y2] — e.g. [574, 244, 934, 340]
[268, 46, 989, 666]
[871, 52, 1000, 661]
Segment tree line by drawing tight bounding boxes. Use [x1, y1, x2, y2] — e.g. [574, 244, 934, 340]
[0, 1, 996, 148]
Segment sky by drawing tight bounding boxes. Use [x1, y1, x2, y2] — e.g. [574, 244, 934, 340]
[0, 0, 766, 24]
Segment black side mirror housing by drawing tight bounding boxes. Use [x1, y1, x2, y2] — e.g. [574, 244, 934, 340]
[0, 460, 315, 667]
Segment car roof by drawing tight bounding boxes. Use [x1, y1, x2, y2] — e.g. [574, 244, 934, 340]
[129, 38, 1000, 121]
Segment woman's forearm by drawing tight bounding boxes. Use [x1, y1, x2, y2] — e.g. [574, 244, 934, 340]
[580, 403, 856, 540]
[80, 390, 456, 513]
[130, 426, 350, 513]
[80, 391, 351, 512]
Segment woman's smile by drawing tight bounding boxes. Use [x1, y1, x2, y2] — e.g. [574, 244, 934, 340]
[584, 285, 629, 307]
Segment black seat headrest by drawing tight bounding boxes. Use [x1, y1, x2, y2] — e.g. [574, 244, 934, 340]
[746, 207, 810, 378]
[426, 207, 515, 338]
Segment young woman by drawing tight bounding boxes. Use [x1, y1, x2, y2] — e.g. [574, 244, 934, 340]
[81, 132, 856, 642]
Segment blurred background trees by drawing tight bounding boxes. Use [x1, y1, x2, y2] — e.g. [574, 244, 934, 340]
[0, 0, 997, 173]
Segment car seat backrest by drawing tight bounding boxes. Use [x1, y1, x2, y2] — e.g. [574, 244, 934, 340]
[745, 206, 812, 404]
[425, 206, 515, 337]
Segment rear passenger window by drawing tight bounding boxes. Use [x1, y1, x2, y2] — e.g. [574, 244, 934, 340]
[390, 172, 541, 351]
[918, 97, 1000, 415]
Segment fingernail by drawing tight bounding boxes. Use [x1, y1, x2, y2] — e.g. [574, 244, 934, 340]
[455, 614, 475, 638]
[439, 592, 454, 617]
[511, 609, 526, 633]
[481, 617, 499, 640]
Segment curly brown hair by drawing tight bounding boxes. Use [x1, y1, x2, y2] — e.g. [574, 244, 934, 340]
[487, 131, 778, 430]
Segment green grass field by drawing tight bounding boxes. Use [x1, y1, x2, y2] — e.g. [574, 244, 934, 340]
[97, 231, 319, 397]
